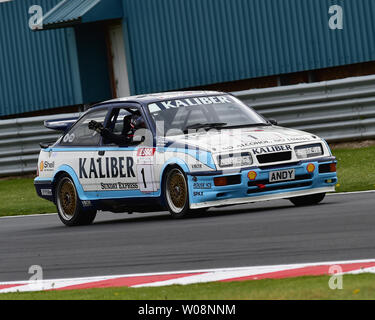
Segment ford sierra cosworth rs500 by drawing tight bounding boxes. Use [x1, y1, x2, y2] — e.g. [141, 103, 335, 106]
[34, 91, 337, 226]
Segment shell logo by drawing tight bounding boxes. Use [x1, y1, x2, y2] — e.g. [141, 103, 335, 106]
[248, 171, 257, 180]
[307, 163, 315, 173]
[39, 161, 44, 172]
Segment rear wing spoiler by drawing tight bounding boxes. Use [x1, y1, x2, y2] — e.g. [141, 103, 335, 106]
[44, 117, 79, 132]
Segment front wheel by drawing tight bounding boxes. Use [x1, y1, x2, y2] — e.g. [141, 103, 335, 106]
[289, 193, 326, 207]
[56, 175, 97, 226]
[164, 167, 190, 218]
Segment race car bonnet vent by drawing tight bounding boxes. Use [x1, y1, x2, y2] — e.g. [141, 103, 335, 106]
[256, 152, 292, 164]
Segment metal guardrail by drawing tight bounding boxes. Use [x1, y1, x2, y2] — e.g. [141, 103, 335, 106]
[1, 74, 375, 176]
[0, 113, 80, 176]
[233, 74, 375, 142]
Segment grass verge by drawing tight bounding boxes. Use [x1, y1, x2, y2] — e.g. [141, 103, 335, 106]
[0, 274, 374, 300]
[0, 146, 374, 217]
[332, 146, 375, 193]
[0, 177, 55, 217]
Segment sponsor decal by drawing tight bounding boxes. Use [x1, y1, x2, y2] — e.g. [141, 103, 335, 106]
[100, 182, 139, 190]
[149, 95, 233, 112]
[118, 182, 138, 190]
[193, 191, 204, 196]
[137, 148, 156, 157]
[307, 163, 316, 173]
[218, 136, 314, 152]
[220, 140, 278, 151]
[248, 171, 257, 181]
[40, 189, 52, 196]
[39, 161, 55, 172]
[252, 145, 292, 155]
[192, 163, 202, 169]
[193, 182, 212, 189]
[101, 183, 118, 190]
[286, 136, 313, 142]
[81, 200, 92, 207]
[62, 133, 75, 143]
[79, 157, 135, 179]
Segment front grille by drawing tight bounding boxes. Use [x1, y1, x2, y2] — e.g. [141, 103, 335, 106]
[256, 151, 292, 164]
[247, 172, 313, 194]
[247, 181, 312, 194]
[248, 174, 312, 187]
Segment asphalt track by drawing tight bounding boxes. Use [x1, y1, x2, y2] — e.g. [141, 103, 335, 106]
[1, 192, 375, 282]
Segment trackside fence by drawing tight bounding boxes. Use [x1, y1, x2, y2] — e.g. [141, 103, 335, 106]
[233, 74, 375, 142]
[1, 74, 375, 176]
[0, 113, 79, 176]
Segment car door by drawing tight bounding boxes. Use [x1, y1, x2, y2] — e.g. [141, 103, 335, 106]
[93, 105, 157, 198]
[58, 108, 109, 192]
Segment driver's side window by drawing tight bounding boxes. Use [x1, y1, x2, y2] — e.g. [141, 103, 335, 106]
[111, 109, 133, 135]
[61, 109, 108, 146]
[103, 107, 147, 146]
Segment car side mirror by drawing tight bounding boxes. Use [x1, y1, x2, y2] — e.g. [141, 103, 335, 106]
[268, 119, 278, 125]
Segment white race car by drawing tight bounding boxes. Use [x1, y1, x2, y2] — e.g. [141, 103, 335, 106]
[34, 91, 337, 226]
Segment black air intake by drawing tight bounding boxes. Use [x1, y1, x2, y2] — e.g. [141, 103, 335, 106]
[257, 152, 292, 164]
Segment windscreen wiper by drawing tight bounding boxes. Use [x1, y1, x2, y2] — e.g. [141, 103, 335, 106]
[220, 123, 271, 129]
[183, 122, 227, 133]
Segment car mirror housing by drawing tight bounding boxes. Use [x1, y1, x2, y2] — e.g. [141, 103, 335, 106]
[268, 119, 278, 125]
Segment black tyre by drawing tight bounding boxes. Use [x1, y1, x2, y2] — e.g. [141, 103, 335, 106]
[289, 193, 326, 207]
[163, 166, 190, 218]
[55, 174, 97, 226]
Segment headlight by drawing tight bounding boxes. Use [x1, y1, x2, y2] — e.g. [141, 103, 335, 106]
[294, 144, 323, 159]
[218, 152, 253, 168]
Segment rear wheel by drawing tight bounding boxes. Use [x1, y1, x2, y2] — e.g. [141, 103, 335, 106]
[164, 167, 190, 218]
[56, 175, 97, 226]
[289, 193, 326, 207]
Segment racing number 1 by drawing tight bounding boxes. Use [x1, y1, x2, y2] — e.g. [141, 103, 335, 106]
[141, 168, 147, 188]
[136, 164, 155, 192]
[136, 148, 156, 193]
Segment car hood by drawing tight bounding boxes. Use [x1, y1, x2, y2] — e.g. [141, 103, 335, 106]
[164, 126, 320, 153]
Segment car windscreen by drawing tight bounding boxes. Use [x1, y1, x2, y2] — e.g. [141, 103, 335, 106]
[147, 94, 268, 136]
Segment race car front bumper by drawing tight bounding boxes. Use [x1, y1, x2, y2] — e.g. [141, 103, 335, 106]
[34, 178, 54, 202]
[188, 158, 337, 209]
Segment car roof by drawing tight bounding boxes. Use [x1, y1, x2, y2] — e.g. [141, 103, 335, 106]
[95, 90, 228, 107]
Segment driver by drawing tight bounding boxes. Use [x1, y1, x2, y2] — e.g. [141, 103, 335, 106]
[88, 112, 145, 146]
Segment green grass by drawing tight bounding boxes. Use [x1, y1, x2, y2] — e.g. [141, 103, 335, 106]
[0, 177, 55, 217]
[332, 146, 375, 193]
[0, 274, 374, 300]
[0, 146, 374, 217]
